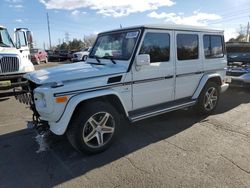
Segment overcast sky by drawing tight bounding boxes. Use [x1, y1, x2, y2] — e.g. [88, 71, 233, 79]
[1, 0, 250, 48]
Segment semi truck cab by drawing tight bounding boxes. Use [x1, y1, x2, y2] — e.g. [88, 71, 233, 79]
[0, 26, 34, 98]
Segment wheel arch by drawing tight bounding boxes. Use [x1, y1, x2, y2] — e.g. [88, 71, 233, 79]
[49, 89, 129, 135]
[192, 73, 223, 100]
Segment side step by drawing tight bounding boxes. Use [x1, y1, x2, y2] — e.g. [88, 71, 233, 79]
[129, 100, 196, 122]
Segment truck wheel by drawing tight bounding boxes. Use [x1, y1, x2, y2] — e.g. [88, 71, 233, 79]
[66, 101, 120, 154]
[196, 82, 220, 115]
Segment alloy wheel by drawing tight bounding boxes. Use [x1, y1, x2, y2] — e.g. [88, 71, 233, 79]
[82, 112, 115, 148]
[203, 87, 218, 111]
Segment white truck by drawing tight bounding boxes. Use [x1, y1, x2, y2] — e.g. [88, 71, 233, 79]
[0, 26, 34, 98]
[21, 24, 228, 154]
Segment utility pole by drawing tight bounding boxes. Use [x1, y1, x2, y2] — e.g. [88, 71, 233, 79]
[47, 12, 52, 49]
[247, 17, 250, 42]
[65, 32, 69, 44]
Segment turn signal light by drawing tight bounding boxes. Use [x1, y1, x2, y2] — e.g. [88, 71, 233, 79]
[55, 96, 68, 103]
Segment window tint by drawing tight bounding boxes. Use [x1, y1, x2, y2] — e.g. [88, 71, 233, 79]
[204, 35, 224, 58]
[177, 34, 198, 60]
[139, 32, 170, 63]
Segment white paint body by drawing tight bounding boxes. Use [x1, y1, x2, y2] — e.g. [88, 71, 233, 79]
[25, 24, 229, 135]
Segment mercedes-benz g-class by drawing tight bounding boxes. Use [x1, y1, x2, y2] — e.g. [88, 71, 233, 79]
[21, 24, 228, 154]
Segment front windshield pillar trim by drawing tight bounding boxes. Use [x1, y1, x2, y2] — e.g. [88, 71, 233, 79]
[127, 27, 145, 72]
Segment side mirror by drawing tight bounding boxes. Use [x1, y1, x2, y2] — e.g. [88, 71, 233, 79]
[26, 31, 33, 45]
[136, 54, 150, 66]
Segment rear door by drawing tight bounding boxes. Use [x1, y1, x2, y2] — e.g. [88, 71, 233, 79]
[174, 31, 203, 100]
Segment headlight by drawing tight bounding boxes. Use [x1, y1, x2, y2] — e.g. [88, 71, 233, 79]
[34, 92, 47, 108]
[24, 65, 35, 72]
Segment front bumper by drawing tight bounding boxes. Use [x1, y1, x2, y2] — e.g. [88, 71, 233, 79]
[71, 57, 82, 62]
[0, 73, 28, 98]
[230, 78, 250, 88]
[221, 83, 229, 93]
[0, 73, 27, 89]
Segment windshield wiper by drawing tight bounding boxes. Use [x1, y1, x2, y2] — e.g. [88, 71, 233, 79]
[86, 62, 105, 65]
[93, 55, 101, 64]
[102, 55, 116, 64]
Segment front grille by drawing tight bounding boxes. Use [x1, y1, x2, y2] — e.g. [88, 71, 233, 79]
[0, 56, 19, 73]
[226, 71, 246, 77]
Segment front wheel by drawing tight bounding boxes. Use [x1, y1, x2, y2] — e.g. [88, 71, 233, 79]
[196, 82, 220, 115]
[82, 55, 87, 61]
[66, 101, 120, 154]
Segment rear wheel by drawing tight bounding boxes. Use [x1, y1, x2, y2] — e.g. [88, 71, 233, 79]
[66, 101, 120, 154]
[196, 82, 220, 115]
[44, 57, 48, 63]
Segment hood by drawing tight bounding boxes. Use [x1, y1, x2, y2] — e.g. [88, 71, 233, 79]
[24, 62, 127, 85]
[0, 46, 19, 55]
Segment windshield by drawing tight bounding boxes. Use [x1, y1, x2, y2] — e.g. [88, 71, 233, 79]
[89, 30, 140, 60]
[0, 28, 14, 48]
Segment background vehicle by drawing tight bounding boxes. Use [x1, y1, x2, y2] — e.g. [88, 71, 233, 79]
[31, 48, 48, 65]
[0, 26, 34, 98]
[72, 47, 92, 62]
[226, 42, 250, 87]
[59, 50, 72, 61]
[21, 24, 228, 154]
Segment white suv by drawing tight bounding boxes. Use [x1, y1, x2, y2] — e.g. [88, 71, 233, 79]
[22, 24, 228, 154]
[71, 47, 92, 62]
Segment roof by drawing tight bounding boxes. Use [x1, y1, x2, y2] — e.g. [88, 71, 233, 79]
[100, 24, 224, 35]
[0, 25, 6, 29]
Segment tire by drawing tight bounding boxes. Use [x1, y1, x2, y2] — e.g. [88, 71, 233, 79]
[196, 82, 220, 115]
[82, 55, 87, 61]
[66, 101, 121, 154]
[44, 57, 48, 63]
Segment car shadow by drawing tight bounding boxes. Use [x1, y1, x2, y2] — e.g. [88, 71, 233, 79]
[0, 97, 10, 102]
[0, 88, 249, 187]
[216, 87, 250, 114]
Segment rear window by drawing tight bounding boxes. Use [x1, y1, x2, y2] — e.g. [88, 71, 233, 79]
[177, 34, 199, 61]
[204, 35, 224, 58]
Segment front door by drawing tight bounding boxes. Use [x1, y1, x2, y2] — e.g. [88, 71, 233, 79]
[132, 30, 175, 110]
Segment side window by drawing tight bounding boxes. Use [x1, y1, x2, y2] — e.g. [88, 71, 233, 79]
[177, 34, 199, 60]
[139, 32, 170, 63]
[16, 31, 27, 48]
[204, 35, 224, 58]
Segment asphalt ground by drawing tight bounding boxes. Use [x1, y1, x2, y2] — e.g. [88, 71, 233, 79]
[0, 62, 250, 188]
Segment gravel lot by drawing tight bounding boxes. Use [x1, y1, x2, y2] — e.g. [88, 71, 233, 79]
[0, 62, 250, 188]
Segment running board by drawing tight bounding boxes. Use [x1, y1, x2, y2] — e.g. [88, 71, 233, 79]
[129, 100, 196, 122]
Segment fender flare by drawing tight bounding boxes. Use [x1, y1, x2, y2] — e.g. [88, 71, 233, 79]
[49, 89, 128, 135]
[192, 73, 222, 100]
